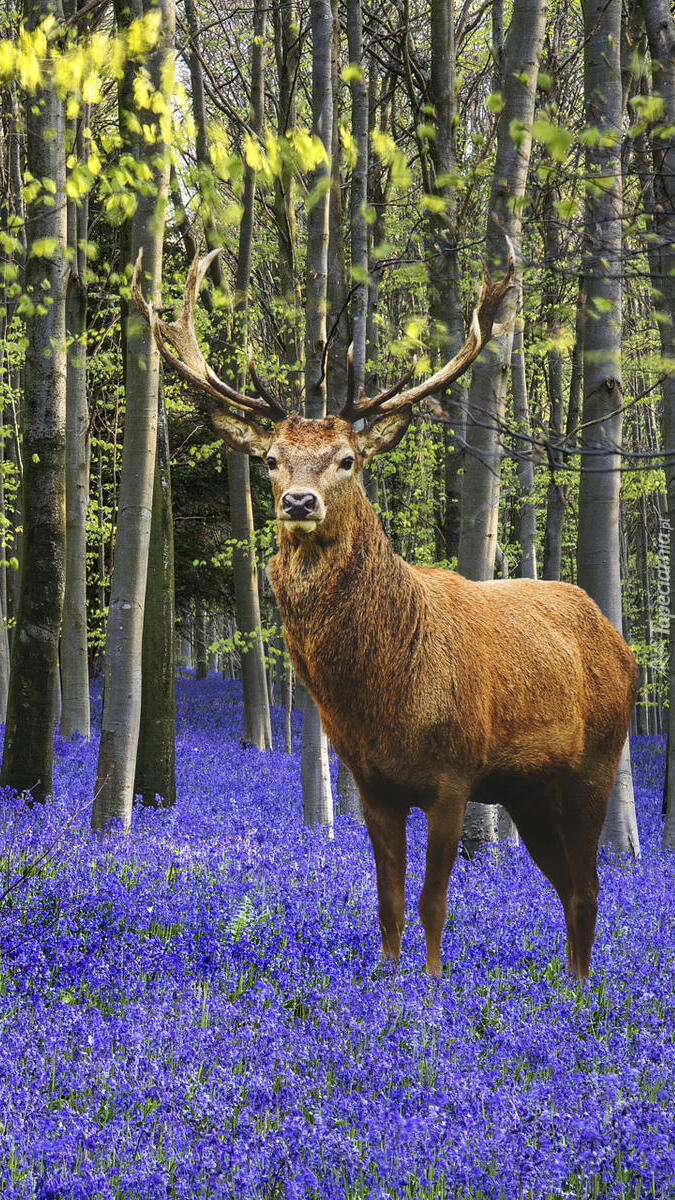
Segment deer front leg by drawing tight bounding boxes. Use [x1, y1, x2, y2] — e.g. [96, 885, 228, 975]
[419, 786, 468, 977]
[362, 801, 408, 964]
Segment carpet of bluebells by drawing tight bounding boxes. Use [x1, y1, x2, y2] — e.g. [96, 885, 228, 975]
[0, 676, 674, 1200]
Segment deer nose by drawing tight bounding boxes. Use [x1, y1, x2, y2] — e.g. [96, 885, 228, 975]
[281, 490, 318, 519]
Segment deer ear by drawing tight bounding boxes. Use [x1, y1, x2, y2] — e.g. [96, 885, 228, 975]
[207, 402, 273, 458]
[354, 408, 412, 461]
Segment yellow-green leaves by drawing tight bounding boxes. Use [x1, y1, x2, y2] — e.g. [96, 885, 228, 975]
[371, 129, 411, 190]
[30, 237, 60, 259]
[531, 116, 572, 163]
[0, 12, 163, 115]
[243, 134, 267, 173]
[341, 62, 363, 85]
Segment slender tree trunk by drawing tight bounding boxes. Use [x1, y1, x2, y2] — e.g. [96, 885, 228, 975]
[457, 0, 546, 582]
[92, 0, 175, 832]
[638, 0, 675, 845]
[457, 0, 546, 853]
[511, 291, 537, 579]
[183, 0, 225, 290]
[194, 598, 208, 680]
[134, 379, 176, 807]
[329, 0, 369, 821]
[429, 0, 468, 565]
[283, 660, 293, 753]
[299, 684, 333, 834]
[577, 0, 639, 855]
[0, 430, 10, 723]
[302, 0, 335, 830]
[305, 0, 333, 415]
[228, 0, 273, 751]
[272, 0, 302, 391]
[541, 185, 568, 582]
[347, 0, 368, 399]
[60, 115, 91, 739]
[325, 0, 349, 409]
[4, 82, 25, 652]
[1, 0, 68, 803]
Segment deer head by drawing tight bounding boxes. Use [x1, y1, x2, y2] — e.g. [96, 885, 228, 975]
[132, 239, 515, 536]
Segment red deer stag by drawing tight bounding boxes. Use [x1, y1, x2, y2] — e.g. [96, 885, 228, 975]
[133, 243, 636, 979]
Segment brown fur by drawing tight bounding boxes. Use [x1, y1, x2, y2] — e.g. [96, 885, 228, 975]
[220, 412, 637, 979]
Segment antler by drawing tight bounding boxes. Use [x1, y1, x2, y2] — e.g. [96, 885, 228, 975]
[339, 235, 516, 422]
[131, 247, 287, 423]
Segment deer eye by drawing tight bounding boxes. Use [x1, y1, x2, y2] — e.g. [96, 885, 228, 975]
[339, 455, 354, 471]
[266, 455, 277, 470]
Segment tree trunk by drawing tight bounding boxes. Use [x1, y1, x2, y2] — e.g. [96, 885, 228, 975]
[134, 379, 176, 807]
[0, 429, 10, 723]
[577, 0, 639, 855]
[60, 116, 91, 739]
[638, 0, 675, 845]
[92, 0, 175, 833]
[228, 0, 273, 751]
[302, 0, 335, 830]
[194, 598, 208, 680]
[300, 684, 333, 834]
[511, 291, 537, 579]
[457, 0, 546, 851]
[1, 0, 68, 803]
[283, 660, 293, 753]
[347, 0, 368, 400]
[183, 0, 225, 290]
[457, 0, 546, 581]
[325, 0, 350, 410]
[272, 0, 303, 391]
[541, 184, 568, 582]
[428, 0, 469, 566]
[305, 0, 333, 416]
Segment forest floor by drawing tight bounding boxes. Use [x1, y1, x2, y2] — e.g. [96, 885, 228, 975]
[0, 676, 673, 1200]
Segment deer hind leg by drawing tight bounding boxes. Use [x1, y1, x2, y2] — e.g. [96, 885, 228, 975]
[362, 802, 408, 964]
[419, 787, 467, 977]
[557, 772, 610, 979]
[504, 781, 575, 973]
[507, 774, 605, 980]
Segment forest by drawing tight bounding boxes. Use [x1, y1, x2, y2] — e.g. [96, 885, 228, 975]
[0, 0, 674, 1194]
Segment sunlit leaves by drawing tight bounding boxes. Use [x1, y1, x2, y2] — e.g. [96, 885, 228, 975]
[30, 237, 60, 259]
[531, 116, 572, 163]
[371, 129, 411, 190]
[0, 11, 162, 114]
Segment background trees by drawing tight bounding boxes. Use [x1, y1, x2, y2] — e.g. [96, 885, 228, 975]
[0, 0, 672, 849]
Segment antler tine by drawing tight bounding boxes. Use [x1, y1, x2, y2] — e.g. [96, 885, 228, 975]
[246, 353, 287, 420]
[339, 355, 418, 421]
[132, 249, 287, 423]
[340, 236, 516, 424]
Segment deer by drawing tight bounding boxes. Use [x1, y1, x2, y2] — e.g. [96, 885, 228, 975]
[132, 240, 637, 980]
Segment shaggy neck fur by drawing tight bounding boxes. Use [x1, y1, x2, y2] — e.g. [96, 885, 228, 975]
[269, 485, 426, 746]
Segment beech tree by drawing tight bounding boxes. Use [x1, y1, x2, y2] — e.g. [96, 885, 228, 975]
[301, 0, 334, 832]
[60, 109, 90, 740]
[1, 0, 68, 803]
[457, 0, 547, 853]
[577, 0, 639, 855]
[92, 0, 175, 832]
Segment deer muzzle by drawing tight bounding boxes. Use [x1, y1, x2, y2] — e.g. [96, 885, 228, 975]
[279, 489, 325, 531]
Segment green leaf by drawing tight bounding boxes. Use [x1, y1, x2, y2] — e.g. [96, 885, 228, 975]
[422, 194, 447, 214]
[30, 237, 59, 259]
[341, 62, 363, 85]
[487, 91, 504, 114]
[531, 116, 572, 162]
[509, 118, 527, 147]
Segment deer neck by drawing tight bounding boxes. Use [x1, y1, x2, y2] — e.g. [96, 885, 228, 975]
[269, 486, 418, 697]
